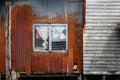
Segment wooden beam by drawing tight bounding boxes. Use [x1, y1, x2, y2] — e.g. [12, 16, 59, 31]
[5, 1, 11, 80]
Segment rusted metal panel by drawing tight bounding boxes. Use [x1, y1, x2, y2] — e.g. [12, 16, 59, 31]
[31, 53, 67, 73]
[11, 4, 32, 74]
[0, 15, 6, 73]
[0, 0, 83, 74]
[0, 1, 6, 73]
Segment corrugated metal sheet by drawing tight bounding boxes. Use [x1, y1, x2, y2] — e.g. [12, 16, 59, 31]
[0, 1, 6, 73]
[0, 0, 83, 74]
[84, 0, 120, 75]
[0, 15, 6, 73]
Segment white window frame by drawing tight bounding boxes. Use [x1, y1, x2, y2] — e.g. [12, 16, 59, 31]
[33, 24, 68, 52]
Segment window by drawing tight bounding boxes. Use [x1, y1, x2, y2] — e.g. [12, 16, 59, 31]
[33, 24, 68, 52]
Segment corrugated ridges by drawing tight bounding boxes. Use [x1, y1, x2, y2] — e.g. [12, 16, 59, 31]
[84, 0, 120, 74]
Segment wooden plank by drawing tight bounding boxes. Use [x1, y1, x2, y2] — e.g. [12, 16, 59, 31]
[5, 1, 11, 80]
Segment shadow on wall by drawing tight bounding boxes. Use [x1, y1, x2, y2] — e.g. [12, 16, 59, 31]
[85, 75, 120, 80]
[90, 25, 120, 74]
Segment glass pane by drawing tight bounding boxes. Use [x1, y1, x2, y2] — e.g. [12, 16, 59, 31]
[51, 25, 67, 51]
[34, 24, 49, 51]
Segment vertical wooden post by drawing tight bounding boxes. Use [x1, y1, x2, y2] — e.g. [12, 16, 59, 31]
[102, 75, 106, 80]
[5, 1, 11, 80]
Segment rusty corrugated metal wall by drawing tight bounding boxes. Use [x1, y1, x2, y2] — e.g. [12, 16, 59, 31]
[0, 0, 83, 74]
[0, 1, 6, 73]
[84, 0, 120, 75]
[0, 15, 6, 73]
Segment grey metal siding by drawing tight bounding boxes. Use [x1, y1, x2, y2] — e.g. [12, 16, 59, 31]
[84, 0, 120, 74]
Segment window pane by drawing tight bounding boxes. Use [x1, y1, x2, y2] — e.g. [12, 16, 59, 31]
[34, 24, 49, 51]
[51, 25, 67, 51]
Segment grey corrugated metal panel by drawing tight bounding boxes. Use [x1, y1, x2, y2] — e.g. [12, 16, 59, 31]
[87, 3, 120, 6]
[84, 71, 111, 75]
[84, 53, 120, 57]
[84, 47, 120, 51]
[85, 26, 120, 29]
[87, 8, 120, 10]
[84, 50, 120, 53]
[87, 18, 120, 21]
[84, 0, 120, 75]
[87, 0, 120, 1]
[86, 28, 120, 31]
[85, 34, 120, 36]
[83, 63, 118, 66]
[85, 23, 118, 26]
[85, 30, 120, 34]
[86, 20, 120, 23]
[84, 41, 120, 44]
[83, 64, 119, 67]
[87, 22, 120, 25]
[86, 9, 120, 13]
[83, 65, 120, 68]
[84, 66, 120, 70]
[84, 50, 120, 52]
[84, 61, 118, 65]
[87, 5, 120, 7]
[83, 61, 91, 64]
[84, 44, 120, 47]
[84, 57, 120, 61]
[87, 3, 120, 5]
[84, 58, 120, 62]
[86, 34, 120, 37]
[87, 5, 120, 8]
[85, 23, 117, 26]
[86, 28, 119, 31]
[86, 13, 120, 16]
[84, 55, 120, 59]
[86, 16, 120, 19]
[87, 1, 120, 3]
[84, 37, 120, 40]
[84, 39, 120, 42]
[82, 66, 116, 69]
[84, 69, 120, 72]
[84, 64, 120, 70]
[86, 5, 120, 8]
[84, 54, 120, 57]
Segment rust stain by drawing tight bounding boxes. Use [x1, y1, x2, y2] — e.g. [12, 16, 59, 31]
[31, 12, 83, 73]
[11, 4, 32, 74]
[0, 2, 83, 74]
[0, 15, 6, 73]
